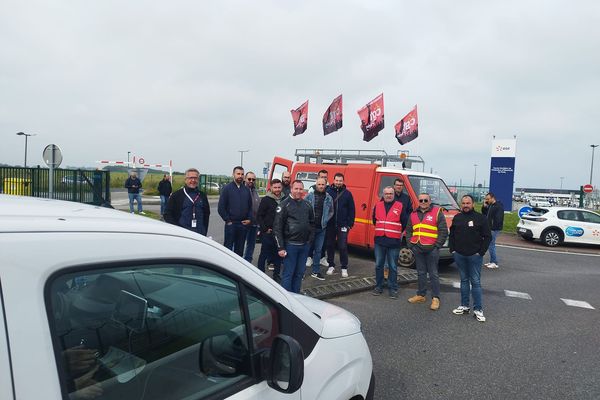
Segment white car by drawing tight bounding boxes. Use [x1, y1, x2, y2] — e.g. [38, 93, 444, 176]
[0, 195, 374, 400]
[517, 206, 600, 247]
[528, 197, 552, 207]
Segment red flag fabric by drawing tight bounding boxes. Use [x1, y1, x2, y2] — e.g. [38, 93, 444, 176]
[291, 100, 309, 136]
[395, 105, 418, 145]
[357, 93, 384, 142]
[323, 94, 343, 135]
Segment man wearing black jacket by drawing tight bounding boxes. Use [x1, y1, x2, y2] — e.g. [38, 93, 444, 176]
[482, 192, 504, 269]
[274, 180, 315, 293]
[257, 179, 283, 281]
[218, 166, 252, 256]
[449, 195, 491, 322]
[157, 174, 172, 217]
[164, 168, 210, 236]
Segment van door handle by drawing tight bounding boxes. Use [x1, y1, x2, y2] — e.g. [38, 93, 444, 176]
[361, 203, 367, 211]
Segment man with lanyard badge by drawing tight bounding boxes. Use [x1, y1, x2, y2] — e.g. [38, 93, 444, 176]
[164, 168, 210, 236]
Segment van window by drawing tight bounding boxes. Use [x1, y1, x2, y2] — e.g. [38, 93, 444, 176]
[295, 171, 318, 188]
[408, 176, 459, 210]
[377, 175, 401, 198]
[47, 264, 279, 400]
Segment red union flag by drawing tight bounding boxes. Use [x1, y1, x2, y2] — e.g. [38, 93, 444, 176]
[323, 94, 343, 135]
[357, 93, 384, 142]
[291, 100, 309, 136]
[395, 105, 418, 145]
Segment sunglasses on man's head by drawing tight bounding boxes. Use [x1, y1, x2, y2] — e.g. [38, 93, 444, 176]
[418, 199, 429, 203]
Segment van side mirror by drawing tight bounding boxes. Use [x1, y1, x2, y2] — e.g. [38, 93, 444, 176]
[263, 335, 304, 393]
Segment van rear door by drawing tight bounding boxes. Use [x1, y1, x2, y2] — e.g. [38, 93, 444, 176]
[268, 157, 293, 190]
[344, 165, 377, 249]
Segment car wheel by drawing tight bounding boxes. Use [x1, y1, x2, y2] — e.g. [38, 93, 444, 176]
[541, 229, 562, 247]
[398, 246, 416, 268]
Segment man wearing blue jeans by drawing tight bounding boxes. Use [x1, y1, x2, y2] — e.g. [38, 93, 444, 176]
[274, 180, 315, 293]
[304, 178, 333, 280]
[482, 192, 504, 269]
[257, 179, 284, 282]
[243, 171, 261, 263]
[218, 166, 253, 257]
[449, 195, 492, 322]
[405, 193, 448, 311]
[124, 171, 144, 214]
[371, 187, 404, 299]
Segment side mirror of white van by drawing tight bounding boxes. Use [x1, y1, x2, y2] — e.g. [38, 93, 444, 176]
[263, 334, 304, 393]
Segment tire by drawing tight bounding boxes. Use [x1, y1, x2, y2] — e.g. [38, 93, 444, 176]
[541, 229, 562, 247]
[522, 236, 534, 242]
[398, 246, 416, 268]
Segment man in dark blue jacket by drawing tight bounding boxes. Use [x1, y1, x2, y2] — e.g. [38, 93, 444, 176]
[218, 166, 252, 257]
[164, 168, 210, 236]
[325, 172, 355, 278]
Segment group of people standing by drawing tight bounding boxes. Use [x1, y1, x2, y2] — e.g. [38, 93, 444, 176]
[154, 166, 504, 321]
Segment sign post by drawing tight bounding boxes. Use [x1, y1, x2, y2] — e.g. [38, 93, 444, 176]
[43, 144, 63, 199]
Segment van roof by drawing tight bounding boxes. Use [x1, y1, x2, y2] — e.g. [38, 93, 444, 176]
[375, 166, 442, 179]
[0, 194, 200, 240]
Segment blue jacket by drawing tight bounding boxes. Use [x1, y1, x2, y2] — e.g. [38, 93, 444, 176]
[218, 182, 253, 223]
[326, 184, 355, 228]
[304, 190, 334, 229]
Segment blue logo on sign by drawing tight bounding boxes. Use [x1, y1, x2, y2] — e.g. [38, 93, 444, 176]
[518, 206, 533, 218]
[565, 227, 584, 237]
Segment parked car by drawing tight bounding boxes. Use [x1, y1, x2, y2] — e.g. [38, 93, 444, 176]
[529, 197, 551, 207]
[0, 195, 374, 400]
[517, 206, 600, 246]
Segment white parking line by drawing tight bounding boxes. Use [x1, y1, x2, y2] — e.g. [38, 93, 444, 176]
[504, 290, 532, 300]
[560, 298, 595, 310]
[497, 244, 600, 257]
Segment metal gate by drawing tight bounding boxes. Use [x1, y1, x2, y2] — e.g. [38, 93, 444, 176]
[0, 166, 111, 206]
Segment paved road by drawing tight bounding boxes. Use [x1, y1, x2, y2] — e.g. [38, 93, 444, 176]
[330, 246, 600, 400]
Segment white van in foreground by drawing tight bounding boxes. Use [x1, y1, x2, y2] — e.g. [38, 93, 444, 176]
[0, 195, 374, 400]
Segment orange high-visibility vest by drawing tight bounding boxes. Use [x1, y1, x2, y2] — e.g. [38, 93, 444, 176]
[409, 206, 441, 245]
[374, 200, 403, 239]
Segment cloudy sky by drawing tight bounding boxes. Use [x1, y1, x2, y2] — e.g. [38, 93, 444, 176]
[2, 0, 599, 190]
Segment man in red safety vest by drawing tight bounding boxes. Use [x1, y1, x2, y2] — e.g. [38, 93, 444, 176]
[405, 193, 448, 311]
[371, 186, 403, 299]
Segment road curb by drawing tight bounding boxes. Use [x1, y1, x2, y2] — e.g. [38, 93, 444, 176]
[304, 269, 418, 300]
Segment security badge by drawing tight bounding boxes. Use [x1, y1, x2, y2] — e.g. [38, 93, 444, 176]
[191, 219, 197, 228]
[468, 220, 474, 227]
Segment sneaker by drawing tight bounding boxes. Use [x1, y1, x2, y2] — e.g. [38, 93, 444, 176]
[130, 212, 135, 214]
[430, 297, 440, 311]
[341, 269, 349, 278]
[306, 257, 313, 267]
[389, 290, 398, 299]
[372, 287, 383, 296]
[473, 310, 486, 322]
[452, 305, 470, 315]
[408, 295, 427, 304]
[486, 262, 499, 269]
[319, 257, 329, 267]
[483, 262, 491, 267]
[139, 211, 146, 215]
[310, 272, 325, 281]
[267, 264, 275, 271]
[326, 267, 335, 275]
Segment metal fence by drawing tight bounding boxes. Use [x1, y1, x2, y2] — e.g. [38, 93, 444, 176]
[0, 166, 111, 206]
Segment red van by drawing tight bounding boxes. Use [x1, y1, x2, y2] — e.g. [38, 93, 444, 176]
[268, 150, 460, 267]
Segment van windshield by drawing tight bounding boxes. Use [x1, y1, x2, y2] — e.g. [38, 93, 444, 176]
[408, 175, 459, 210]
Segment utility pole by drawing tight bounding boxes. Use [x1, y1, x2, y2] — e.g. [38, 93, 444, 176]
[238, 150, 249, 168]
[16, 132, 36, 167]
[560, 176, 564, 190]
[590, 145, 599, 185]
[473, 164, 478, 192]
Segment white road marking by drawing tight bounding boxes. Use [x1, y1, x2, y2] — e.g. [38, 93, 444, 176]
[560, 298, 595, 310]
[497, 244, 600, 257]
[504, 290, 532, 300]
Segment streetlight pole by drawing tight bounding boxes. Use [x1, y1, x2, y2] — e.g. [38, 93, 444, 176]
[590, 145, 599, 185]
[127, 151, 131, 166]
[473, 163, 478, 192]
[238, 150, 249, 168]
[560, 176, 564, 190]
[16, 132, 36, 167]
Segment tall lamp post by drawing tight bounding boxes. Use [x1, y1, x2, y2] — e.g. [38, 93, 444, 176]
[560, 176, 565, 190]
[127, 151, 131, 165]
[238, 150, 249, 168]
[473, 163, 478, 193]
[16, 132, 36, 167]
[590, 145, 599, 185]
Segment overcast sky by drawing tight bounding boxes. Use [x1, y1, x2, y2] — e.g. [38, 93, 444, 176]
[2, 0, 599, 190]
